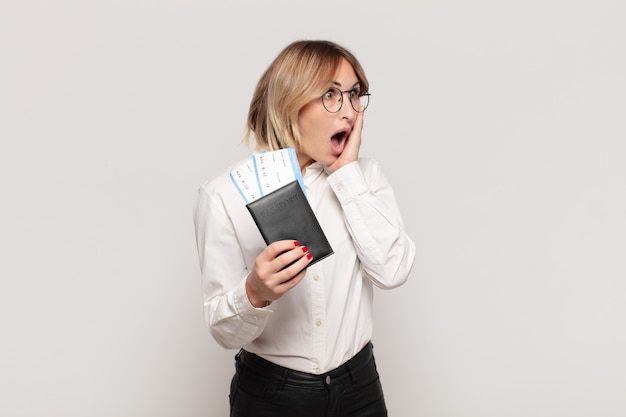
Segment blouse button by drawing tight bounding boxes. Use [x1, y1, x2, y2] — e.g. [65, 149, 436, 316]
[316, 320, 322, 327]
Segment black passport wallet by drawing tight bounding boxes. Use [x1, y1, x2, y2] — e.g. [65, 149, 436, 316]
[246, 180, 334, 266]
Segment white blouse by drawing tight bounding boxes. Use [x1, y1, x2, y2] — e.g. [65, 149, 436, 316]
[193, 158, 415, 374]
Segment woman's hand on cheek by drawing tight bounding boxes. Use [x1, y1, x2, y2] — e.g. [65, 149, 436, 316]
[327, 109, 364, 174]
[245, 240, 313, 308]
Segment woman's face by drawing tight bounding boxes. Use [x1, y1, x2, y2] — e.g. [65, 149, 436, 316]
[297, 58, 360, 171]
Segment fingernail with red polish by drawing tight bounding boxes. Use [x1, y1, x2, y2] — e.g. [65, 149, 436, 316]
[306, 253, 313, 260]
[301, 246, 308, 253]
[294, 241, 300, 246]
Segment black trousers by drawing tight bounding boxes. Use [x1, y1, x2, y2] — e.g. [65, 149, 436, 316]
[229, 342, 388, 417]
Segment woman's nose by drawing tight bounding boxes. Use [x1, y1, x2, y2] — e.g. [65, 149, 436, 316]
[339, 93, 356, 119]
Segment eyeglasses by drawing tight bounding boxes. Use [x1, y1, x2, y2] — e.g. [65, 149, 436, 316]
[321, 88, 371, 113]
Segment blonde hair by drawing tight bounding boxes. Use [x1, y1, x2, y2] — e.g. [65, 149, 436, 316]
[244, 40, 369, 151]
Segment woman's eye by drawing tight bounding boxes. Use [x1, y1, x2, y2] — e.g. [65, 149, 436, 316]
[324, 90, 336, 99]
[349, 89, 360, 98]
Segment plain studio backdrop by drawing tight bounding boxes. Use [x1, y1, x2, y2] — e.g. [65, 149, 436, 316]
[1, 1, 625, 416]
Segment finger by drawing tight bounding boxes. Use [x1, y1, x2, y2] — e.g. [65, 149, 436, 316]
[265, 240, 301, 260]
[278, 267, 308, 292]
[354, 106, 365, 130]
[345, 110, 364, 151]
[258, 249, 313, 301]
[349, 107, 364, 138]
[276, 249, 313, 284]
[273, 244, 309, 270]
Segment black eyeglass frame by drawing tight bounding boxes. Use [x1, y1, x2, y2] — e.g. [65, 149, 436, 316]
[321, 88, 371, 113]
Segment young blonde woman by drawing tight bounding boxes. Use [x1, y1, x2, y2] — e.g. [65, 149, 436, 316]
[194, 39, 415, 417]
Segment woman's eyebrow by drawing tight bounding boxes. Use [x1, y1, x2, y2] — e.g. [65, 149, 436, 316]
[332, 81, 361, 88]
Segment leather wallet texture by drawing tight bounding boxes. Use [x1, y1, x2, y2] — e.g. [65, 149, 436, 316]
[246, 180, 334, 267]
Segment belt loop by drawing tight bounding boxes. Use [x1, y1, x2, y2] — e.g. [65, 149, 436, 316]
[278, 367, 288, 391]
[234, 349, 244, 376]
[346, 360, 356, 386]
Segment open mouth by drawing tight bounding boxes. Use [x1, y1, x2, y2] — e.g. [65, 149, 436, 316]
[330, 129, 349, 154]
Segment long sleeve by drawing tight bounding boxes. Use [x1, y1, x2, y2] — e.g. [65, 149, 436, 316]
[326, 159, 416, 289]
[193, 182, 271, 349]
[193, 156, 416, 372]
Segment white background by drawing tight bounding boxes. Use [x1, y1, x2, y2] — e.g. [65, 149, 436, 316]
[1, 1, 625, 416]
